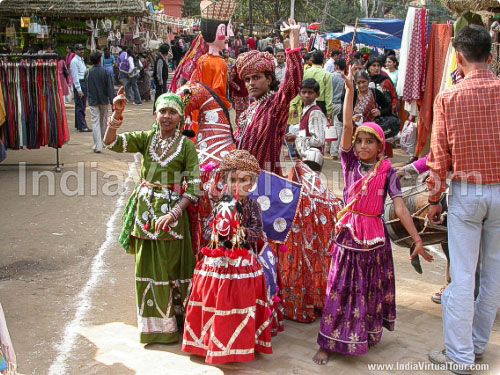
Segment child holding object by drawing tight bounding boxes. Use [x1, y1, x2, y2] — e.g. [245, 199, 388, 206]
[313, 67, 433, 365]
[182, 150, 272, 364]
[285, 78, 327, 172]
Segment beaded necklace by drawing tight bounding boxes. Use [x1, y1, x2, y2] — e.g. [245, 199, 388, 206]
[149, 129, 180, 165]
[359, 160, 376, 175]
[237, 91, 274, 145]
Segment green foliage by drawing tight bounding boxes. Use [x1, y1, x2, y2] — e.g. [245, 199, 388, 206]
[387, 0, 452, 23]
[322, 1, 363, 31]
[182, 0, 200, 17]
[182, 0, 452, 32]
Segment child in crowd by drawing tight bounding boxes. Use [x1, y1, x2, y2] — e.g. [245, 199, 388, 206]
[285, 78, 327, 172]
[313, 67, 433, 365]
[182, 150, 272, 364]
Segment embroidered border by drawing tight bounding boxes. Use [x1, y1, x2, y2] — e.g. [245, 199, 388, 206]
[138, 316, 178, 334]
[319, 330, 368, 344]
[121, 133, 127, 153]
[106, 135, 119, 149]
[193, 268, 264, 280]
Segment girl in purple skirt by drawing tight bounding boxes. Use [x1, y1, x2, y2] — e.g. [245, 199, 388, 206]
[313, 68, 434, 365]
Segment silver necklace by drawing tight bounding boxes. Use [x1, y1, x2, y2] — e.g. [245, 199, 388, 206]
[150, 129, 180, 163]
[237, 91, 274, 146]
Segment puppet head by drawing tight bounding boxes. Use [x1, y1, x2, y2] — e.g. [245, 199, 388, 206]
[200, 0, 237, 52]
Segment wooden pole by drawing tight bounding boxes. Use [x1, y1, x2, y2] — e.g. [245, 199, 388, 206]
[351, 17, 359, 50]
[290, 0, 295, 19]
[248, 0, 253, 34]
[345, 17, 359, 70]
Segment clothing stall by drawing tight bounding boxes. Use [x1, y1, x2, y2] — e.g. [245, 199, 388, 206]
[0, 53, 70, 171]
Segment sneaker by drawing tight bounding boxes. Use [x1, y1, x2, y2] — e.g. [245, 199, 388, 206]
[431, 285, 447, 304]
[79, 127, 92, 132]
[475, 351, 484, 361]
[428, 349, 472, 375]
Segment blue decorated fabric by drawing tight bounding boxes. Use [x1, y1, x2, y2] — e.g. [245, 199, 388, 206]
[258, 243, 278, 298]
[249, 170, 302, 243]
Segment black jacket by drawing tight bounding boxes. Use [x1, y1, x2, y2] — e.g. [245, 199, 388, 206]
[153, 54, 168, 82]
[85, 65, 115, 106]
[338, 87, 392, 122]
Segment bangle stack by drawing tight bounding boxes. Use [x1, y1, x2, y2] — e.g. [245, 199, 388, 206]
[107, 115, 123, 129]
[168, 204, 182, 221]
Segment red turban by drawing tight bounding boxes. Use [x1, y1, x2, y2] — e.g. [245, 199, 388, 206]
[236, 50, 276, 80]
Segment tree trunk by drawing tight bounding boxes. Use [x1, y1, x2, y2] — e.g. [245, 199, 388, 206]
[249, 0, 253, 34]
[360, 0, 368, 18]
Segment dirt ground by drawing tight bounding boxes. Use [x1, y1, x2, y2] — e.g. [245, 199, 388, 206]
[0, 102, 499, 375]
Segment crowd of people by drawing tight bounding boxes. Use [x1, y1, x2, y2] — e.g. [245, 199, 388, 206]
[56, 20, 499, 375]
[58, 35, 194, 153]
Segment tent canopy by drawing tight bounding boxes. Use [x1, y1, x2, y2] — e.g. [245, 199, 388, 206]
[322, 28, 401, 50]
[360, 18, 405, 38]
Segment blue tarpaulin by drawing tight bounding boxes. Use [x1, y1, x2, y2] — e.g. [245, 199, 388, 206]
[360, 18, 406, 38]
[322, 29, 402, 50]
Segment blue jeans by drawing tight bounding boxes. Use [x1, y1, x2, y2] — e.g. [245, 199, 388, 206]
[443, 181, 500, 365]
[73, 81, 88, 130]
[153, 79, 167, 113]
[124, 76, 141, 104]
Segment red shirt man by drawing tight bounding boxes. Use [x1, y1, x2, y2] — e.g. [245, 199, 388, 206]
[246, 36, 256, 50]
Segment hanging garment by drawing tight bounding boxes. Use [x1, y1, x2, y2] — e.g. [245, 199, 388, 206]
[416, 23, 453, 155]
[0, 57, 69, 150]
[396, 7, 416, 98]
[402, 7, 429, 103]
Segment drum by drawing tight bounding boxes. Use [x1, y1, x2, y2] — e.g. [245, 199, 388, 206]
[302, 148, 323, 172]
[384, 182, 448, 248]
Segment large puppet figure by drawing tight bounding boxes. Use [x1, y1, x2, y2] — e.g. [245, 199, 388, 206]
[190, 0, 236, 111]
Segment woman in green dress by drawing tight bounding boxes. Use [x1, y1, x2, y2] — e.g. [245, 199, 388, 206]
[103, 88, 200, 344]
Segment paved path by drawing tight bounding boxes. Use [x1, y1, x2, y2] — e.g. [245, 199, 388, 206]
[0, 102, 499, 375]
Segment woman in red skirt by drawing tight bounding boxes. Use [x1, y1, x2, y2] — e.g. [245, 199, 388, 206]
[182, 150, 272, 364]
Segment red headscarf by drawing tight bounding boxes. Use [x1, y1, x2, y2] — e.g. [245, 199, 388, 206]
[236, 50, 275, 79]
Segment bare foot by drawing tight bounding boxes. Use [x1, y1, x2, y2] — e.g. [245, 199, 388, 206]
[313, 347, 329, 365]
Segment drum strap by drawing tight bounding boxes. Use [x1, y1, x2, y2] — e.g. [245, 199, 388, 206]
[346, 209, 379, 217]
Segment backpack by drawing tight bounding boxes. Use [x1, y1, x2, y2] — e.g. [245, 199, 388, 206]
[118, 51, 130, 73]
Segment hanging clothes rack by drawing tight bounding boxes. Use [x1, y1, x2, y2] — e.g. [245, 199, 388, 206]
[0, 53, 69, 172]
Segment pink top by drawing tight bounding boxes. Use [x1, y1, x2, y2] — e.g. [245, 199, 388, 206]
[412, 154, 429, 174]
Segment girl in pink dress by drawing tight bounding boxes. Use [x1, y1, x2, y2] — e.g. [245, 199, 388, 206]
[313, 67, 434, 365]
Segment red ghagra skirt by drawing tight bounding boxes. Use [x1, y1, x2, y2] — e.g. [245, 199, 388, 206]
[182, 250, 272, 364]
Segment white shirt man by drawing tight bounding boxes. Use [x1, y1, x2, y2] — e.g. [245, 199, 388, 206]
[275, 50, 286, 83]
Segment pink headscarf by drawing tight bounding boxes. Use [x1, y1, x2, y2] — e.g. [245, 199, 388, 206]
[236, 50, 275, 79]
[353, 122, 386, 156]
